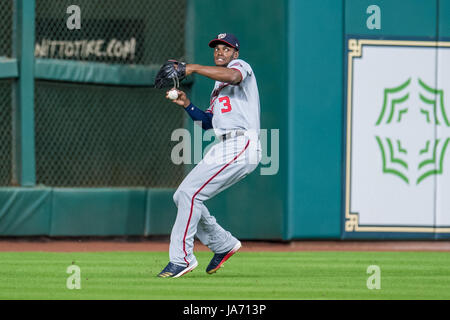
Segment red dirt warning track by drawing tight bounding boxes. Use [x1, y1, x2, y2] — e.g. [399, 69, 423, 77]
[0, 239, 449, 252]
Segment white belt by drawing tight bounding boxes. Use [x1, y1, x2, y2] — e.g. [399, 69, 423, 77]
[219, 130, 246, 141]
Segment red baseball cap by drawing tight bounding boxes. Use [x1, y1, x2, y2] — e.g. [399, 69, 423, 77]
[208, 33, 240, 51]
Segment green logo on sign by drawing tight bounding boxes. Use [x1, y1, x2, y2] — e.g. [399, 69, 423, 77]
[375, 78, 449, 185]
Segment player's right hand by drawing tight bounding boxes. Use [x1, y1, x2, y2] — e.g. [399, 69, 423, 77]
[166, 89, 190, 108]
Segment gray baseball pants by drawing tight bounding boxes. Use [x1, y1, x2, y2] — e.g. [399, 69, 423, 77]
[169, 134, 261, 267]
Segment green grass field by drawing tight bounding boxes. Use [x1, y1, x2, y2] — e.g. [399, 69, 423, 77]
[0, 251, 449, 299]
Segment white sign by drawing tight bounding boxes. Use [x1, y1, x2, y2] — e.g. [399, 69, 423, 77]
[345, 39, 450, 233]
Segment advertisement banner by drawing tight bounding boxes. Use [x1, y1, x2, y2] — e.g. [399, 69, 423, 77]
[345, 38, 450, 235]
[35, 19, 144, 63]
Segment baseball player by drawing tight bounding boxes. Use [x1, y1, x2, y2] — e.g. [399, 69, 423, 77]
[157, 33, 261, 278]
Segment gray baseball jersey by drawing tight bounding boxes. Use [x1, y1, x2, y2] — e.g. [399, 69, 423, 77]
[207, 59, 261, 137]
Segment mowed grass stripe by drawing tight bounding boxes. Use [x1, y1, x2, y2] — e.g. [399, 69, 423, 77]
[0, 251, 449, 299]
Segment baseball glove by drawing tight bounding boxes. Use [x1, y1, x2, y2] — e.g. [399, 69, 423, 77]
[154, 60, 187, 89]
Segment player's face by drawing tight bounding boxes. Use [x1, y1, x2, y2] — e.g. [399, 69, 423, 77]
[214, 44, 239, 67]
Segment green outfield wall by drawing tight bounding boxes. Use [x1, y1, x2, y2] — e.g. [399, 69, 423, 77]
[287, 0, 344, 239]
[1, 0, 450, 239]
[189, 0, 288, 239]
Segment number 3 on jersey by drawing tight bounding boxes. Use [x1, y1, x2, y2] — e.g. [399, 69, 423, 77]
[219, 96, 232, 113]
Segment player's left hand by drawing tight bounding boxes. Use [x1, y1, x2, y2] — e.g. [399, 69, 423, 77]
[154, 60, 187, 89]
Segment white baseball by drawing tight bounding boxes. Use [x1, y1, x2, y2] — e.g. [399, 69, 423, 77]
[168, 89, 179, 100]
